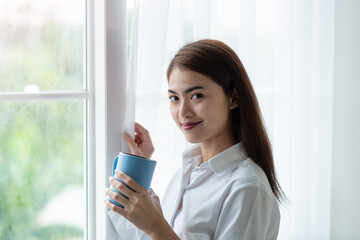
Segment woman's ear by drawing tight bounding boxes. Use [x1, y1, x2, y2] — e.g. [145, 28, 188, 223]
[229, 89, 239, 110]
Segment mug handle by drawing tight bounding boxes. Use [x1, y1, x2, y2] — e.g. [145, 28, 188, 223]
[112, 155, 119, 176]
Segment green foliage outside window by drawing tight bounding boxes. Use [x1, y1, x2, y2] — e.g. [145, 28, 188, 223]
[0, 15, 84, 240]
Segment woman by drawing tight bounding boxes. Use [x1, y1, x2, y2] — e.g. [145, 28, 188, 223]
[105, 39, 285, 239]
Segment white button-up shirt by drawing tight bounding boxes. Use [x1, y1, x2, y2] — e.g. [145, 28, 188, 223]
[109, 142, 280, 240]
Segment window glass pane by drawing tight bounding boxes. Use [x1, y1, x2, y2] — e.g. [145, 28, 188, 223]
[0, 0, 84, 92]
[0, 100, 84, 239]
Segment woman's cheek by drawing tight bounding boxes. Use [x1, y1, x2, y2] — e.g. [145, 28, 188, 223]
[196, 100, 212, 116]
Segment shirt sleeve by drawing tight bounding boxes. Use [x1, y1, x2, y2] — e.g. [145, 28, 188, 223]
[214, 183, 280, 240]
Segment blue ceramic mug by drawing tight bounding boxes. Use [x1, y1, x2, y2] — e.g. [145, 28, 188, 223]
[107, 152, 157, 208]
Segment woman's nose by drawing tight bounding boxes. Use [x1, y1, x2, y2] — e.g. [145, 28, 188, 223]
[178, 101, 194, 118]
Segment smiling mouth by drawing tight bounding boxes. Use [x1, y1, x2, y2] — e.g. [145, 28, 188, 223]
[181, 121, 202, 130]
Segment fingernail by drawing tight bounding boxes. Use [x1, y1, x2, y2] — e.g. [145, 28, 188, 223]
[109, 176, 113, 182]
[104, 188, 109, 193]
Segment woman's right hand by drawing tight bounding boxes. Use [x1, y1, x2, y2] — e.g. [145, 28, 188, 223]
[123, 122, 155, 159]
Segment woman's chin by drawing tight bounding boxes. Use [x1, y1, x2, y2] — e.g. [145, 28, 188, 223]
[184, 135, 202, 144]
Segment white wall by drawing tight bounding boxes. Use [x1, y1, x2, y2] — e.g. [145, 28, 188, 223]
[331, 0, 360, 239]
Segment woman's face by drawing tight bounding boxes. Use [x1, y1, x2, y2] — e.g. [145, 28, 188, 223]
[168, 67, 236, 145]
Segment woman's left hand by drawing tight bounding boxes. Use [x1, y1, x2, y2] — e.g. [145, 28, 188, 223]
[104, 170, 165, 236]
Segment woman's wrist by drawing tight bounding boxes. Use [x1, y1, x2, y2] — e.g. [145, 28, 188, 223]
[147, 218, 180, 240]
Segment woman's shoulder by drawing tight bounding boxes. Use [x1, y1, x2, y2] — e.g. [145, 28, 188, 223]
[226, 157, 275, 199]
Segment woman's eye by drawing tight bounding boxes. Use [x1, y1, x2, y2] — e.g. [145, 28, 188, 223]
[191, 93, 203, 99]
[169, 96, 179, 102]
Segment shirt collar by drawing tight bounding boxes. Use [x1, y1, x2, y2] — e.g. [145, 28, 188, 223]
[182, 143, 202, 160]
[181, 142, 248, 176]
[182, 144, 202, 170]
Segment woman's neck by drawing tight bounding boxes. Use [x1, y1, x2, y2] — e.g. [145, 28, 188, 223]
[200, 129, 237, 163]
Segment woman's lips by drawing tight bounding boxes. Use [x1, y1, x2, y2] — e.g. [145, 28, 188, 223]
[181, 121, 202, 130]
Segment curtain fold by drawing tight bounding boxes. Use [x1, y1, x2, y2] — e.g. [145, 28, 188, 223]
[121, 0, 138, 153]
[273, 0, 334, 239]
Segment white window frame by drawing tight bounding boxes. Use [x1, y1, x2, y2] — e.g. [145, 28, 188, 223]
[91, 0, 127, 239]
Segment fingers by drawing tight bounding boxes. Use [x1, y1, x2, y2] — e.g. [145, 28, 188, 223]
[105, 199, 127, 215]
[135, 122, 146, 132]
[105, 188, 129, 208]
[115, 170, 144, 193]
[134, 132, 142, 145]
[109, 176, 134, 197]
[135, 122, 150, 137]
[123, 132, 139, 153]
[135, 123, 154, 149]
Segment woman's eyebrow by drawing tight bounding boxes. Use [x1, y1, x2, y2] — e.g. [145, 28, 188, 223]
[168, 86, 204, 94]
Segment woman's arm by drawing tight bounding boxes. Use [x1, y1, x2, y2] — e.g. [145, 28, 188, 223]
[105, 122, 180, 240]
[105, 170, 180, 240]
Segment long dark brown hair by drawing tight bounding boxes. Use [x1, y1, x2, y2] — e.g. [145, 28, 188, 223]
[167, 39, 285, 202]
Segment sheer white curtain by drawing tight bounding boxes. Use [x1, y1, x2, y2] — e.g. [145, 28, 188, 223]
[272, 0, 334, 239]
[128, 0, 359, 239]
